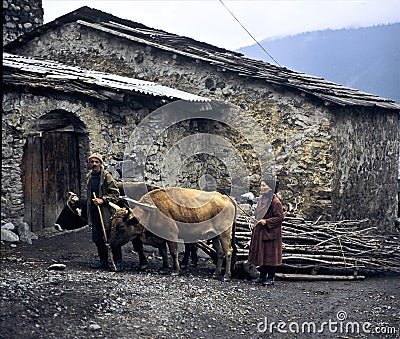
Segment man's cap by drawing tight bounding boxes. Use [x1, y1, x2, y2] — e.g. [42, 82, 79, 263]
[88, 153, 103, 164]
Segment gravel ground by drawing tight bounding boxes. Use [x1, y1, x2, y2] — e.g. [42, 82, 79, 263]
[1, 226, 399, 338]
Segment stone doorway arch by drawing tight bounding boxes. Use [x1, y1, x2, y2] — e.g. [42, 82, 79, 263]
[21, 110, 87, 231]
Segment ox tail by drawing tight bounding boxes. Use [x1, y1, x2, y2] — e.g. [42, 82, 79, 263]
[228, 196, 238, 270]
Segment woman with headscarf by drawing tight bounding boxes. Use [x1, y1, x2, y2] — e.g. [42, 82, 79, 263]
[248, 177, 284, 286]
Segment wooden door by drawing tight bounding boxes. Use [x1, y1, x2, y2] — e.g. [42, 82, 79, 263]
[22, 132, 81, 231]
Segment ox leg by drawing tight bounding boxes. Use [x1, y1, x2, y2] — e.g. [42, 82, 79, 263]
[131, 237, 149, 270]
[190, 243, 198, 267]
[158, 242, 170, 274]
[180, 243, 198, 268]
[167, 241, 180, 276]
[221, 236, 232, 282]
[180, 243, 191, 269]
[212, 237, 224, 279]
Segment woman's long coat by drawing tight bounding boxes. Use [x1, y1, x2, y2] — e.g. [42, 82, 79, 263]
[248, 195, 284, 266]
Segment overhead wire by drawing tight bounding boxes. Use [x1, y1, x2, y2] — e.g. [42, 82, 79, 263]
[218, 0, 282, 67]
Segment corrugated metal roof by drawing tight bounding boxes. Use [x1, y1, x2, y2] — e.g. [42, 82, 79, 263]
[4, 6, 400, 111]
[2, 52, 210, 102]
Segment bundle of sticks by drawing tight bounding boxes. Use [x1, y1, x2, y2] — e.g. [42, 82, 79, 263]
[229, 215, 400, 275]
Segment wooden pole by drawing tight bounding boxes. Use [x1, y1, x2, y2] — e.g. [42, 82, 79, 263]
[93, 193, 116, 271]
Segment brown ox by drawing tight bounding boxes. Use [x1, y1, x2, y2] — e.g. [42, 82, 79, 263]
[109, 187, 236, 281]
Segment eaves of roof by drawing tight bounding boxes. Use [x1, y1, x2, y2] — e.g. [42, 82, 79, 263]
[2, 52, 210, 103]
[4, 6, 400, 111]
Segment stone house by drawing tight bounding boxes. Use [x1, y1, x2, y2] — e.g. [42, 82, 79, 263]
[3, 4, 400, 231]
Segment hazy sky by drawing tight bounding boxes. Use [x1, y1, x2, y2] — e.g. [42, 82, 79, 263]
[42, 0, 400, 50]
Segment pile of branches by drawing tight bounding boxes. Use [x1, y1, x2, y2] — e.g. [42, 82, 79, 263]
[228, 215, 400, 275]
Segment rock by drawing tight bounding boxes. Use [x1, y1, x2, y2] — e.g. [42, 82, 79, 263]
[1, 228, 19, 242]
[18, 222, 32, 244]
[2, 222, 15, 230]
[47, 264, 66, 271]
[89, 323, 101, 331]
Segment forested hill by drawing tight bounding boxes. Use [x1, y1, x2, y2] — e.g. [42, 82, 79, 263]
[237, 23, 400, 103]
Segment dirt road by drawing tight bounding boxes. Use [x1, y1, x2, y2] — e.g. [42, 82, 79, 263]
[1, 226, 399, 338]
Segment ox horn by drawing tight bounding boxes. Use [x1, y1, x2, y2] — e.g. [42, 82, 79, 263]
[108, 201, 122, 210]
[123, 197, 157, 211]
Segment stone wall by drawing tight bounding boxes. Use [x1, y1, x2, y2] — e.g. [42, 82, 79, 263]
[3, 0, 43, 45]
[6, 22, 400, 229]
[332, 108, 400, 230]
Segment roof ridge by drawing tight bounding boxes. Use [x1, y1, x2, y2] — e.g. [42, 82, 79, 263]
[3, 7, 400, 110]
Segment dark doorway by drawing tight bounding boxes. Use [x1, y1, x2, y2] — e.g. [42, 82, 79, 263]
[22, 132, 82, 231]
[21, 108, 88, 232]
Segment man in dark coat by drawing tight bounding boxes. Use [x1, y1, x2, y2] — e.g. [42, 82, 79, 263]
[248, 178, 284, 286]
[86, 153, 121, 271]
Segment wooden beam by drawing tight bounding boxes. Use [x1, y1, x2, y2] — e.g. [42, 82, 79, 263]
[276, 273, 365, 281]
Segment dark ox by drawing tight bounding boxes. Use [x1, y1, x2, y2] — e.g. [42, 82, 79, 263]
[54, 192, 88, 231]
[109, 187, 236, 281]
